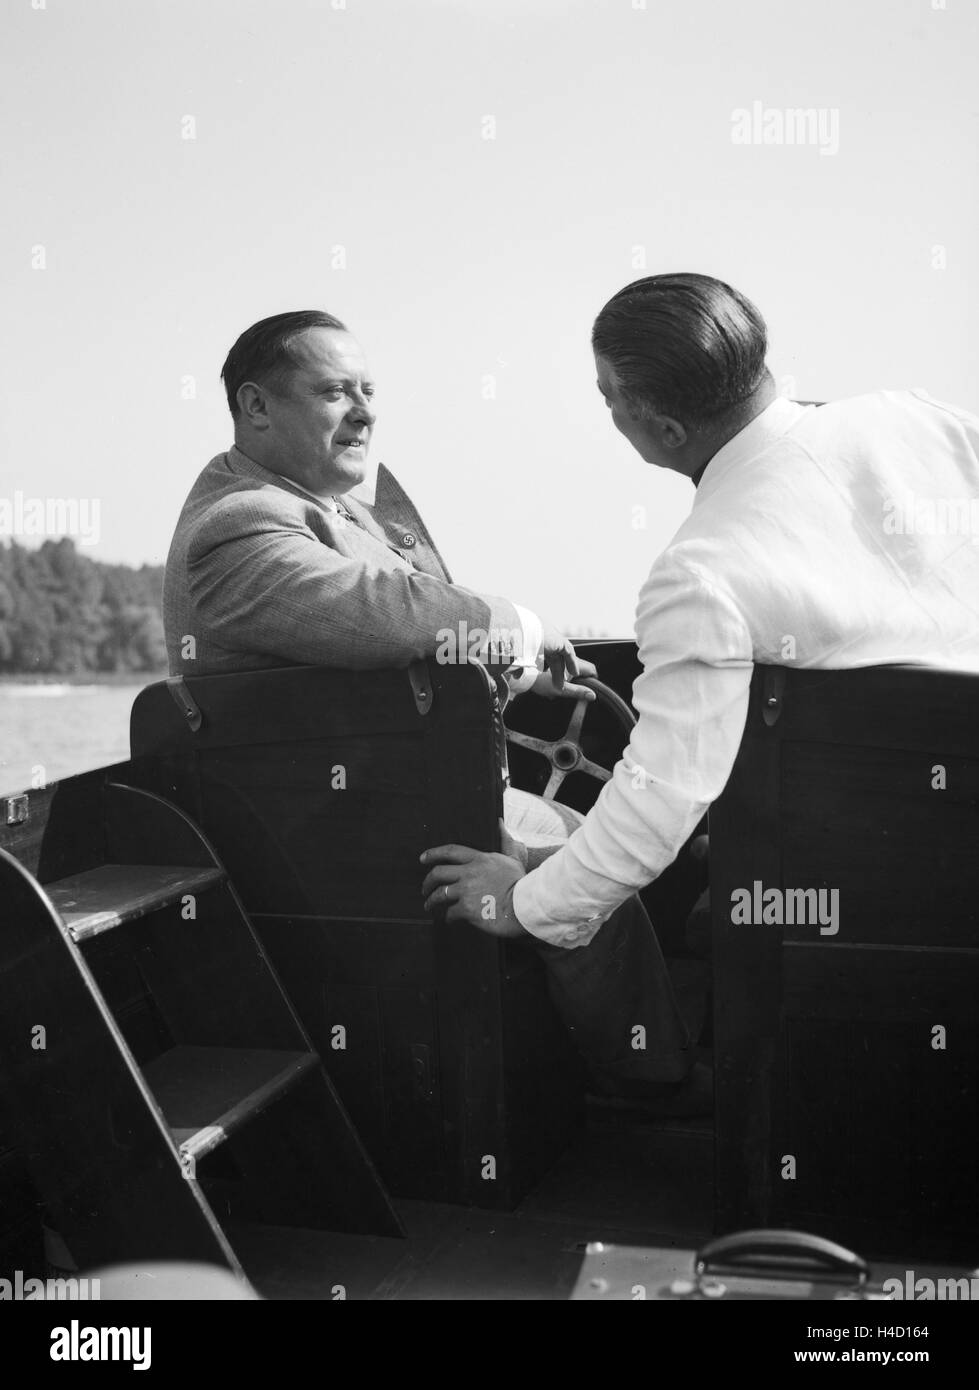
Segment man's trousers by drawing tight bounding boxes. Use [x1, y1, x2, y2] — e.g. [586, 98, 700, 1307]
[503, 787, 692, 1087]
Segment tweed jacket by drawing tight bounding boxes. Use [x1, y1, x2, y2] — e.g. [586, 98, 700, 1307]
[163, 447, 525, 676]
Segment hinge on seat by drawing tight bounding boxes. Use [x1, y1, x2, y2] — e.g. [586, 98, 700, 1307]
[762, 667, 787, 727]
[407, 660, 432, 716]
[166, 676, 203, 732]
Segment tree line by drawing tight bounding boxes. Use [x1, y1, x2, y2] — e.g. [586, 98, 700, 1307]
[0, 538, 166, 675]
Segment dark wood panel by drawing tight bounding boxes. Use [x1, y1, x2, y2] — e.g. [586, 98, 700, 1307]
[131, 663, 497, 756]
[377, 986, 446, 1197]
[207, 1071, 401, 1233]
[0, 771, 115, 883]
[129, 662, 580, 1209]
[316, 981, 389, 1172]
[0, 1133, 43, 1275]
[710, 671, 783, 1235]
[501, 963, 585, 1204]
[113, 895, 309, 1053]
[251, 916, 445, 1196]
[781, 743, 979, 947]
[774, 666, 979, 755]
[200, 735, 431, 918]
[712, 664, 979, 1260]
[774, 1017, 978, 1259]
[0, 783, 60, 874]
[910, 1030, 979, 1251]
[783, 943, 979, 1020]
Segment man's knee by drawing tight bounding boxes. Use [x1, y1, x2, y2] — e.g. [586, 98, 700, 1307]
[502, 786, 585, 848]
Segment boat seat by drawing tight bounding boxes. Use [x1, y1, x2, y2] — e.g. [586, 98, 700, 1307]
[128, 659, 583, 1209]
[711, 663, 979, 1261]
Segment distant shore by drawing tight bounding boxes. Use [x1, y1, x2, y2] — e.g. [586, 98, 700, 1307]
[0, 671, 164, 687]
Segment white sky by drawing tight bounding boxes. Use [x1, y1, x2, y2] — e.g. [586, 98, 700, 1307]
[2, 0, 976, 635]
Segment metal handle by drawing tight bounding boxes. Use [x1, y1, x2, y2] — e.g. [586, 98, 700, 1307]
[696, 1229, 869, 1284]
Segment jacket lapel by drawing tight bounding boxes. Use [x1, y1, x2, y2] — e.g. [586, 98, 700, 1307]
[227, 449, 452, 582]
[354, 464, 454, 581]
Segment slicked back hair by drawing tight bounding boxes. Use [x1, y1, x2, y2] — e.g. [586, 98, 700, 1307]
[221, 309, 348, 419]
[592, 273, 769, 430]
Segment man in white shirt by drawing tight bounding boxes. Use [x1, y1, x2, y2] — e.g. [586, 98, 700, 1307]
[421, 272, 979, 951]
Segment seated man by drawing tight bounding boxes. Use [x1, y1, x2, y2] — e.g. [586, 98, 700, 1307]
[420, 273, 979, 951]
[163, 309, 706, 1114]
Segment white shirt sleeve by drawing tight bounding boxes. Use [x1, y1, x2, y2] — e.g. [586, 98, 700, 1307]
[511, 558, 754, 947]
[506, 603, 544, 691]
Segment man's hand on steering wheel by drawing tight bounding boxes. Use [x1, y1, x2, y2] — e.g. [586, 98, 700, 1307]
[537, 621, 597, 698]
[529, 659, 598, 702]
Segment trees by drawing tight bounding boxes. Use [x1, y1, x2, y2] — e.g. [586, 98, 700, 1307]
[0, 539, 165, 676]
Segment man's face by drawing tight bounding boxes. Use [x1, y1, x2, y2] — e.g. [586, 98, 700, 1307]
[595, 353, 671, 468]
[264, 328, 376, 494]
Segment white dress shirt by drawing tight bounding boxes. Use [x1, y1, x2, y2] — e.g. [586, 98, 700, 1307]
[513, 389, 979, 947]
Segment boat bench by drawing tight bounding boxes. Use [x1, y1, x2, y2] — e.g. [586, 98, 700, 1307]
[129, 660, 583, 1210]
[711, 663, 979, 1261]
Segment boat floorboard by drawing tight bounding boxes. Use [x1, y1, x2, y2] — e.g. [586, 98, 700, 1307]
[229, 1107, 714, 1300]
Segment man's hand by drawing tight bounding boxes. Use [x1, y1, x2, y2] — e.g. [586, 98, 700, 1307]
[420, 834, 527, 937]
[529, 658, 598, 701]
[539, 621, 587, 694]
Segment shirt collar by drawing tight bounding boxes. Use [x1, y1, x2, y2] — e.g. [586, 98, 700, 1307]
[227, 446, 341, 511]
[271, 472, 339, 511]
[694, 396, 812, 494]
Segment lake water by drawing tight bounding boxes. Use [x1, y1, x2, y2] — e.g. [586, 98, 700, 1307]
[0, 683, 150, 796]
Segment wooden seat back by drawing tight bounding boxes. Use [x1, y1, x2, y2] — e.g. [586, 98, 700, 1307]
[711, 663, 979, 1260]
[129, 661, 581, 1208]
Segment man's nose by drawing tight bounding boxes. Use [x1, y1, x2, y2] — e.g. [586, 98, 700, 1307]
[348, 397, 375, 426]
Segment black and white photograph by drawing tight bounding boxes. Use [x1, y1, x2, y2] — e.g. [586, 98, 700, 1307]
[1, 0, 976, 1350]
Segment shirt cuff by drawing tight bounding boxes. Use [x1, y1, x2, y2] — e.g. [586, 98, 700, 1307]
[506, 664, 540, 695]
[512, 873, 605, 950]
[512, 604, 543, 667]
[504, 604, 543, 693]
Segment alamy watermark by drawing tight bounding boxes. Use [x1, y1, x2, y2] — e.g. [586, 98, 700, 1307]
[50, 1320, 151, 1370]
[731, 101, 839, 157]
[0, 492, 101, 546]
[883, 489, 979, 543]
[730, 880, 839, 936]
[882, 1270, 979, 1300]
[435, 620, 523, 665]
[0, 1269, 100, 1299]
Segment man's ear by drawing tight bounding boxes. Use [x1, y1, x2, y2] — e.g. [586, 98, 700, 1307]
[653, 412, 687, 449]
[236, 381, 271, 430]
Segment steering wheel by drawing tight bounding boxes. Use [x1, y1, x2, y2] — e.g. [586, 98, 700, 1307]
[504, 675, 636, 800]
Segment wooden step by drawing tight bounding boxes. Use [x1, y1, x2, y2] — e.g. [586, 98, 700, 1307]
[141, 1046, 319, 1162]
[46, 864, 225, 943]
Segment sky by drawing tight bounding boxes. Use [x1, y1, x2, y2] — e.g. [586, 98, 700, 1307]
[2, 0, 976, 636]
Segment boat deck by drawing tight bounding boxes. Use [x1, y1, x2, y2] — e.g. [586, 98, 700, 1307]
[231, 959, 714, 1300]
[232, 1105, 713, 1300]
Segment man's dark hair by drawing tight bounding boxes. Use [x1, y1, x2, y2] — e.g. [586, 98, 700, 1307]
[592, 272, 769, 429]
[221, 309, 348, 419]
